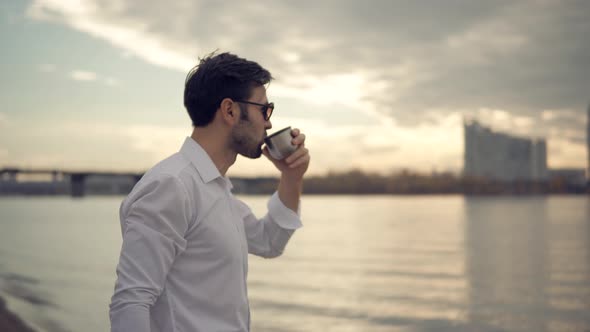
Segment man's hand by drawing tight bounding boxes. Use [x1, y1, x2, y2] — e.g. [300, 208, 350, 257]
[262, 128, 310, 181]
[263, 128, 309, 212]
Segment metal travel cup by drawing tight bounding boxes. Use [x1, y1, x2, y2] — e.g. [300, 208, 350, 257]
[264, 126, 297, 160]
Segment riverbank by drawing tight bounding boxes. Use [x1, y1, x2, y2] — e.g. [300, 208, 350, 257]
[0, 296, 35, 332]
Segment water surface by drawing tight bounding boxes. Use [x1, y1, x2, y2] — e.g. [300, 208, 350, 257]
[0, 195, 588, 332]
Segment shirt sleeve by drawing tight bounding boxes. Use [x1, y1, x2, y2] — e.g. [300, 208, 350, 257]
[110, 174, 191, 332]
[238, 191, 303, 258]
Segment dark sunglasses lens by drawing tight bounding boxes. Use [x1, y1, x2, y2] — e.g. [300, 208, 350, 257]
[266, 104, 274, 120]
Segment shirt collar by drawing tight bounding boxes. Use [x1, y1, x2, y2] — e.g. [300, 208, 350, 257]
[179, 137, 223, 184]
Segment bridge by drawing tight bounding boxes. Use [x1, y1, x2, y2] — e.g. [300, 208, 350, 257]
[0, 167, 144, 197]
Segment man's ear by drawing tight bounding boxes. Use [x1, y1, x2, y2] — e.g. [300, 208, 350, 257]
[219, 98, 237, 124]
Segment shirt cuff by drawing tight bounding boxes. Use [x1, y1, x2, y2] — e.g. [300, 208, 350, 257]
[267, 191, 303, 230]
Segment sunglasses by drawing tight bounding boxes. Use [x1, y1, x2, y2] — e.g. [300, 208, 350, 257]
[234, 100, 274, 121]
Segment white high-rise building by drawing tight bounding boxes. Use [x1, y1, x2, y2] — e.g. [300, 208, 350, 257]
[531, 139, 548, 180]
[464, 120, 548, 181]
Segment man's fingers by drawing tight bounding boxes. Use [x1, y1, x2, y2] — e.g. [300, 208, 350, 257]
[285, 147, 308, 164]
[289, 154, 310, 169]
[292, 133, 306, 146]
[290, 128, 300, 137]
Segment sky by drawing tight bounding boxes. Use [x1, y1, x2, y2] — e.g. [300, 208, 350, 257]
[0, 0, 588, 177]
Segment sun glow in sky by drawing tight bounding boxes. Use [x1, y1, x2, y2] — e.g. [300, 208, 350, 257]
[1, 0, 588, 177]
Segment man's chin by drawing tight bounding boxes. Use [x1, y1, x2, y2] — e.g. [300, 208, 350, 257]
[239, 147, 263, 159]
[243, 153, 262, 159]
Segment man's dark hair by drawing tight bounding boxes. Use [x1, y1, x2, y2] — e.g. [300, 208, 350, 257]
[184, 52, 273, 127]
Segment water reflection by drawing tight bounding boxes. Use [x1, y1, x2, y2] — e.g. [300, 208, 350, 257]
[464, 197, 590, 331]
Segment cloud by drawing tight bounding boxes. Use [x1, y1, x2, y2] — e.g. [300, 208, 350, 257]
[27, 0, 194, 71]
[70, 70, 97, 81]
[57, 122, 188, 156]
[547, 136, 587, 169]
[26, 1, 590, 120]
[0, 113, 7, 157]
[39, 63, 117, 86]
[0, 112, 10, 128]
[104, 77, 119, 86]
[0, 148, 9, 167]
[363, 144, 399, 156]
[541, 109, 586, 128]
[69, 69, 119, 86]
[23, 0, 590, 170]
[3, 121, 190, 172]
[39, 63, 56, 73]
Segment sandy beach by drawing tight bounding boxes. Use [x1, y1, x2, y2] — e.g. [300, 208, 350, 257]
[0, 296, 36, 332]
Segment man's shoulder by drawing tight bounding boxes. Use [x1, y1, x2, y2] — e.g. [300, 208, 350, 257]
[122, 152, 199, 207]
[134, 153, 199, 191]
[151, 152, 192, 176]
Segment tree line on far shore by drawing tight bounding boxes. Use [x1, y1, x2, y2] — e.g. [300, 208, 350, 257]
[235, 169, 589, 195]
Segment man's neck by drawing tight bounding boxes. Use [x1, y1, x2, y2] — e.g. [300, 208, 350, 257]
[190, 127, 236, 176]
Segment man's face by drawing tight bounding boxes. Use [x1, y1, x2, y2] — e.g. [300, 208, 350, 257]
[230, 86, 272, 159]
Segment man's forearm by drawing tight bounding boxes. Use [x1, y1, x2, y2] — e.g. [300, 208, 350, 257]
[110, 304, 151, 332]
[277, 175, 303, 212]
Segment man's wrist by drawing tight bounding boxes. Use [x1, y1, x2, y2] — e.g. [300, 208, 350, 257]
[277, 174, 303, 212]
[280, 174, 303, 190]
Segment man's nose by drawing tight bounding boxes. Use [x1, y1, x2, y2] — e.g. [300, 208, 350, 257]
[265, 120, 272, 130]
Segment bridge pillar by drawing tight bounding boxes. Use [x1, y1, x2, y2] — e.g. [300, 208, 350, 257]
[4, 171, 18, 182]
[70, 173, 88, 197]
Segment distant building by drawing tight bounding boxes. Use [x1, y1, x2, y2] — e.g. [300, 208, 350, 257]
[464, 120, 548, 181]
[549, 168, 587, 186]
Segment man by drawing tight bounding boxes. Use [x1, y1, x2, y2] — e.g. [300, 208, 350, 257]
[109, 52, 310, 331]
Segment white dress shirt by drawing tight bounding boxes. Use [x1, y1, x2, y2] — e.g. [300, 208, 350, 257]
[110, 137, 302, 332]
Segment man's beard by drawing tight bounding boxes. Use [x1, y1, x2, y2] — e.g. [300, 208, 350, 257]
[230, 118, 264, 159]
